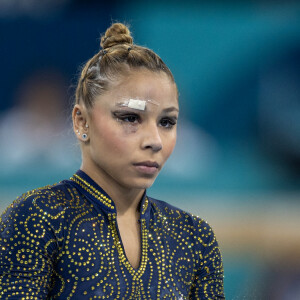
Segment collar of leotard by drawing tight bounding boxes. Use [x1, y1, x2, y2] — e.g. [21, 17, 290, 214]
[69, 169, 150, 218]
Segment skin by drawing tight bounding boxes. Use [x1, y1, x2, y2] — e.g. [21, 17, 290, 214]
[72, 69, 179, 269]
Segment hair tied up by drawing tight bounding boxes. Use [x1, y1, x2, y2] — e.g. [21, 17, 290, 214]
[75, 22, 175, 110]
[100, 23, 133, 49]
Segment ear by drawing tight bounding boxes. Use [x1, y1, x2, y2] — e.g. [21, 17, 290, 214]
[72, 104, 89, 142]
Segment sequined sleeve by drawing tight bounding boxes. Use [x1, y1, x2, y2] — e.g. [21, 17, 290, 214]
[0, 188, 65, 299]
[189, 218, 225, 299]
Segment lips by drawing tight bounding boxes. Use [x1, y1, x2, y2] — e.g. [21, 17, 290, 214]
[133, 161, 159, 168]
[133, 161, 160, 175]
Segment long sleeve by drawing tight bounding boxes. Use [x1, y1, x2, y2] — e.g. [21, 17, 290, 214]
[189, 218, 225, 299]
[0, 189, 64, 299]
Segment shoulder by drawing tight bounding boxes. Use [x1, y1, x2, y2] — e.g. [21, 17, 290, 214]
[149, 196, 209, 226]
[0, 180, 89, 229]
[2, 182, 67, 218]
[0, 180, 95, 255]
[148, 196, 218, 247]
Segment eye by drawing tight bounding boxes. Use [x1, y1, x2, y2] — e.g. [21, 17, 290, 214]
[113, 112, 140, 124]
[122, 115, 138, 123]
[160, 117, 177, 129]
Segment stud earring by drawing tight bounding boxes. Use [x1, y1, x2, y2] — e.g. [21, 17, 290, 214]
[85, 124, 89, 128]
[76, 111, 81, 115]
[82, 133, 88, 139]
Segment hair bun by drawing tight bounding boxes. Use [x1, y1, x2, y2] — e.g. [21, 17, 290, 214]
[100, 23, 133, 49]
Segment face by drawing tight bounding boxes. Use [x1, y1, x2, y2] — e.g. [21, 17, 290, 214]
[79, 70, 178, 191]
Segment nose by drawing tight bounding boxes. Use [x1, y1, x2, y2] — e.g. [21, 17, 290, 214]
[141, 122, 162, 152]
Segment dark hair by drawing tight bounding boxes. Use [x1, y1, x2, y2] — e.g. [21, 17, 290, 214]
[75, 23, 176, 110]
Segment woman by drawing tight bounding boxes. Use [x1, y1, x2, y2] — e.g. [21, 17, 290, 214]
[0, 23, 225, 299]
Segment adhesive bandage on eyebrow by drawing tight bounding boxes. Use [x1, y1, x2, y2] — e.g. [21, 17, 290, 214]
[128, 99, 146, 110]
[116, 98, 159, 111]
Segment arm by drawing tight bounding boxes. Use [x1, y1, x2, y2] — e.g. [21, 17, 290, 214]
[0, 191, 62, 299]
[189, 219, 225, 299]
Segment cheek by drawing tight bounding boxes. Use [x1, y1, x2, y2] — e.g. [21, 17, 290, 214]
[163, 134, 177, 159]
[92, 120, 120, 152]
[92, 118, 134, 154]
[121, 123, 139, 134]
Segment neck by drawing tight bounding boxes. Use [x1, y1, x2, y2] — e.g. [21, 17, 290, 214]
[80, 165, 145, 217]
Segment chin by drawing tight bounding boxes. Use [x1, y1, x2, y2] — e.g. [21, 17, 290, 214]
[124, 176, 157, 190]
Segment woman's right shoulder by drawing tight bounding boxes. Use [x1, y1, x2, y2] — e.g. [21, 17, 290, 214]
[0, 180, 85, 223]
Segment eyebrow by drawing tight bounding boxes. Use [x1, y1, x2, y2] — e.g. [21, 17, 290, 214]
[162, 107, 179, 113]
[113, 105, 179, 113]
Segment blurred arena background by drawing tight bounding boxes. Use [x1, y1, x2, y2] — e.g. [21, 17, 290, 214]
[0, 0, 300, 298]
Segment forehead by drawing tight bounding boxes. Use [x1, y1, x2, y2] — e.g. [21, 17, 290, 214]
[97, 70, 178, 109]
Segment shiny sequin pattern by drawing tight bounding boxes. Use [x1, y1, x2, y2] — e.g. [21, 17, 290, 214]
[0, 170, 225, 299]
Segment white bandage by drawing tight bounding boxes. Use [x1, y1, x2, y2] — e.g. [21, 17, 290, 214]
[116, 98, 159, 111]
[127, 99, 146, 111]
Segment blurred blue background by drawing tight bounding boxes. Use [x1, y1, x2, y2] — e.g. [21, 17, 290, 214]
[0, 1, 300, 298]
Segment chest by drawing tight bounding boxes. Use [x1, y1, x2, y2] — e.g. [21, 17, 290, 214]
[51, 214, 196, 299]
[116, 216, 141, 270]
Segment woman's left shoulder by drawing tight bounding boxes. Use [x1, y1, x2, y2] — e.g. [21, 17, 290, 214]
[148, 196, 215, 233]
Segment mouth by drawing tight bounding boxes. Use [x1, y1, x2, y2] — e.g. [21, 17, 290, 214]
[133, 161, 160, 175]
